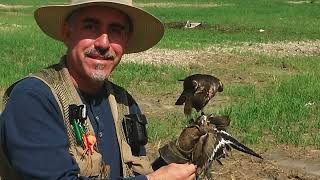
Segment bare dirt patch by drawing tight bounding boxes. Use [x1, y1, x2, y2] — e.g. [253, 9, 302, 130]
[287, 1, 320, 4]
[233, 41, 320, 57]
[165, 22, 255, 34]
[123, 47, 250, 66]
[123, 40, 320, 67]
[0, 4, 31, 10]
[0, 4, 31, 16]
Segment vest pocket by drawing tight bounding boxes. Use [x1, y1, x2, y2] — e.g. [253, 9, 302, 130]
[121, 140, 153, 175]
[70, 146, 109, 178]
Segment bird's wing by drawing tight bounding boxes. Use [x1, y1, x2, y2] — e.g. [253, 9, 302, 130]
[183, 98, 193, 116]
[210, 135, 227, 161]
[194, 82, 205, 95]
[217, 80, 224, 92]
[175, 92, 187, 105]
[210, 130, 263, 160]
[208, 115, 231, 130]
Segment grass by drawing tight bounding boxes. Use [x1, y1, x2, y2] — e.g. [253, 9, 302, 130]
[0, 0, 66, 6]
[1, 0, 319, 147]
[110, 63, 192, 95]
[147, 112, 189, 141]
[146, 0, 320, 49]
[220, 55, 320, 145]
[224, 73, 320, 145]
[0, 27, 65, 86]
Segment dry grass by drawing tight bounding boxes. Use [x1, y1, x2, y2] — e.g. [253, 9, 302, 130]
[123, 40, 320, 66]
[0, 4, 31, 10]
[286, 1, 320, 4]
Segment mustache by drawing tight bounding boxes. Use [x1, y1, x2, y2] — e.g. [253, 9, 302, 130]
[84, 48, 116, 60]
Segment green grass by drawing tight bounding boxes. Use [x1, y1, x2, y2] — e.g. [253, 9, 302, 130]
[0, 26, 65, 87]
[147, 112, 189, 141]
[225, 73, 320, 146]
[146, 0, 320, 49]
[110, 63, 192, 95]
[1, 0, 320, 147]
[220, 55, 320, 146]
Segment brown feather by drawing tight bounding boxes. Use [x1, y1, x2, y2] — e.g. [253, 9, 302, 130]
[175, 74, 224, 116]
[192, 132, 216, 175]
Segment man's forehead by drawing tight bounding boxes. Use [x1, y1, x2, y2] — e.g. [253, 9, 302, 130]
[76, 6, 129, 22]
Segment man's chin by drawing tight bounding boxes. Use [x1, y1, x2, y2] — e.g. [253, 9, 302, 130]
[90, 73, 107, 83]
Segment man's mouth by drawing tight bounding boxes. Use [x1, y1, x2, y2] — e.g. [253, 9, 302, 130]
[84, 49, 115, 61]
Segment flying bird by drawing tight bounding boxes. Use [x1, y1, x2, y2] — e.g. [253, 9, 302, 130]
[190, 114, 263, 179]
[175, 74, 224, 117]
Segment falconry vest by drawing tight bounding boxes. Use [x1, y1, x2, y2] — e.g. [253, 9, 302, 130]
[0, 58, 153, 179]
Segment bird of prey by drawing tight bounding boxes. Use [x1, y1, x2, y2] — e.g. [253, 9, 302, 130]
[175, 74, 224, 118]
[190, 114, 263, 180]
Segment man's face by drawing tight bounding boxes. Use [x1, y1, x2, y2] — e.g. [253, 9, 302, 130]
[62, 6, 130, 84]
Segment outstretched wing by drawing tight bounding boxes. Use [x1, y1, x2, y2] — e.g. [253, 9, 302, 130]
[210, 130, 263, 161]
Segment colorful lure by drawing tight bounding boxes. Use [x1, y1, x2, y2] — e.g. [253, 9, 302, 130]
[69, 104, 97, 154]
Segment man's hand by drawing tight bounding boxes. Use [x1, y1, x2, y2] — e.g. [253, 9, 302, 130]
[146, 163, 196, 180]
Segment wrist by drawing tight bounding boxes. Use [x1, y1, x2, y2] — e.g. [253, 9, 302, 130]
[146, 173, 155, 180]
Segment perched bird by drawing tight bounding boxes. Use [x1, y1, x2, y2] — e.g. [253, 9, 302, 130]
[175, 74, 223, 117]
[191, 114, 263, 179]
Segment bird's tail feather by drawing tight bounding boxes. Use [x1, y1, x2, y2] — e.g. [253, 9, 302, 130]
[218, 81, 224, 92]
[219, 131, 263, 159]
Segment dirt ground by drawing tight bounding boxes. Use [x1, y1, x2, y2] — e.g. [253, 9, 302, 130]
[124, 41, 320, 180]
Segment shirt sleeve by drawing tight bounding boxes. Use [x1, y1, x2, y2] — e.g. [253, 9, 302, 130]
[123, 175, 147, 180]
[0, 78, 148, 180]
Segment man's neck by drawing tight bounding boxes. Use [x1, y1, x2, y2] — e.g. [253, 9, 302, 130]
[70, 75, 104, 95]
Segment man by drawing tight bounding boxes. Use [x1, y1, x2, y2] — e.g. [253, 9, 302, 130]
[0, 0, 196, 179]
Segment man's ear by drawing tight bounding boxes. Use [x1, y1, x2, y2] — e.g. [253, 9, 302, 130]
[61, 23, 71, 46]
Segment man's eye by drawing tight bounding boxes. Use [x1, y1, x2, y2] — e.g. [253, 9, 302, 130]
[83, 24, 96, 31]
[109, 26, 124, 34]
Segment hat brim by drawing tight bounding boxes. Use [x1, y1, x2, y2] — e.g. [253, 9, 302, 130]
[34, 1, 164, 54]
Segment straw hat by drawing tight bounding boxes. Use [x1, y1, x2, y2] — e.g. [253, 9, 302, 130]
[34, 0, 164, 54]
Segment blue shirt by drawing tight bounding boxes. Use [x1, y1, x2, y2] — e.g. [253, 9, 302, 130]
[0, 77, 147, 180]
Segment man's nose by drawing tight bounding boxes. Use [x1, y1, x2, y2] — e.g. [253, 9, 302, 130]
[94, 34, 110, 55]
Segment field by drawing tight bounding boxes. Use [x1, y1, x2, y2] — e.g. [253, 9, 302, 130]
[1, 0, 320, 179]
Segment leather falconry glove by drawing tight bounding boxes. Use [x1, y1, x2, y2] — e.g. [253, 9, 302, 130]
[158, 114, 230, 165]
[158, 121, 210, 164]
